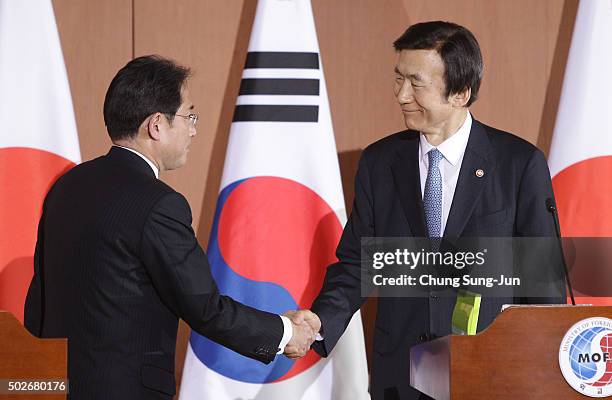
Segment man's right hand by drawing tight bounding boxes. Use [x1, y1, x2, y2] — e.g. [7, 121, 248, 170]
[283, 310, 321, 359]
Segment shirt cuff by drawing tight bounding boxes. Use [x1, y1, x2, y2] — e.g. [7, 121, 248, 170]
[277, 315, 293, 354]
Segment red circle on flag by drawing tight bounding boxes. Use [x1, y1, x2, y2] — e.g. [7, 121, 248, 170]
[553, 156, 612, 305]
[553, 156, 612, 236]
[0, 147, 75, 322]
[218, 176, 343, 380]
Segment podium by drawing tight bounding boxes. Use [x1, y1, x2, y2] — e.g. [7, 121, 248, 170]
[410, 306, 612, 399]
[0, 311, 67, 399]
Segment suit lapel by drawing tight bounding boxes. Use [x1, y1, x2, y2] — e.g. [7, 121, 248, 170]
[390, 131, 427, 237]
[444, 120, 495, 237]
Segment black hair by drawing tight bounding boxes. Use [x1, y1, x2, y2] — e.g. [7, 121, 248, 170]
[394, 21, 483, 106]
[103, 55, 191, 140]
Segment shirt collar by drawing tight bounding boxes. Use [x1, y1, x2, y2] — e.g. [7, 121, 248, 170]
[419, 111, 472, 166]
[113, 145, 159, 178]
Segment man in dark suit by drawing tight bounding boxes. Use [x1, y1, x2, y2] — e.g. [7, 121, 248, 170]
[24, 55, 319, 400]
[287, 22, 563, 399]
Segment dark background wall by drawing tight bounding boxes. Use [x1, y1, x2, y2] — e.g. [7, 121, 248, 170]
[51, 0, 578, 391]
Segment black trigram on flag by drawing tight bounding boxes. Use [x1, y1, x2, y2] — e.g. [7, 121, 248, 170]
[233, 51, 320, 122]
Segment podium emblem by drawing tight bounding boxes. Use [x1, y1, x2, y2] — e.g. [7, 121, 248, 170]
[558, 317, 612, 397]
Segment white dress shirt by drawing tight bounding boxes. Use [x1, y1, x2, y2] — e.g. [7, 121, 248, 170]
[112, 145, 293, 353]
[317, 114, 473, 342]
[418, 112, 472, 236]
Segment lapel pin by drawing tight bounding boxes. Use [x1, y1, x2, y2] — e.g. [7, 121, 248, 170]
[475, 169, 485, 178]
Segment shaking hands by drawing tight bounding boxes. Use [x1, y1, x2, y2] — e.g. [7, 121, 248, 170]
[283, 310, 321, 359]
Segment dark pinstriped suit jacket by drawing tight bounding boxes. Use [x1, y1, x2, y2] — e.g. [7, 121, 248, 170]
[311, 119, 564, 400]
[24, 146, 283, 400]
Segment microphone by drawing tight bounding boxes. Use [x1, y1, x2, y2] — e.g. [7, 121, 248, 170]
[545, 198, 575, 305]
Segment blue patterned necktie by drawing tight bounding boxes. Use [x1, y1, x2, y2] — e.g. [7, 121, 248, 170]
[424, 149, 443, 238]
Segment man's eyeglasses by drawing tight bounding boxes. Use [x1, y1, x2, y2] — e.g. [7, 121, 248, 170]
[175, 113, 198, 127]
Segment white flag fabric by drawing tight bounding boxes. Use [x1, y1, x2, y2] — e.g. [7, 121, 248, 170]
[0, 0, 80, 322]
[548, 0, 612, 305]
[179, 0, 369, 398]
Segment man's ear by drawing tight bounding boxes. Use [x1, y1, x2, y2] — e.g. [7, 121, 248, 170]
[147, 113, 163, 141]
[451, 87, 471, 108]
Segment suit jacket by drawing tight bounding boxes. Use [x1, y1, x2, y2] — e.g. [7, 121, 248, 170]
[311, 119, 563, 400]
[24, 146, 283, 400]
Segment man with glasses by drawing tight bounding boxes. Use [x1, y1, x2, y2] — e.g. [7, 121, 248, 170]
[24, 55, 319, 400]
